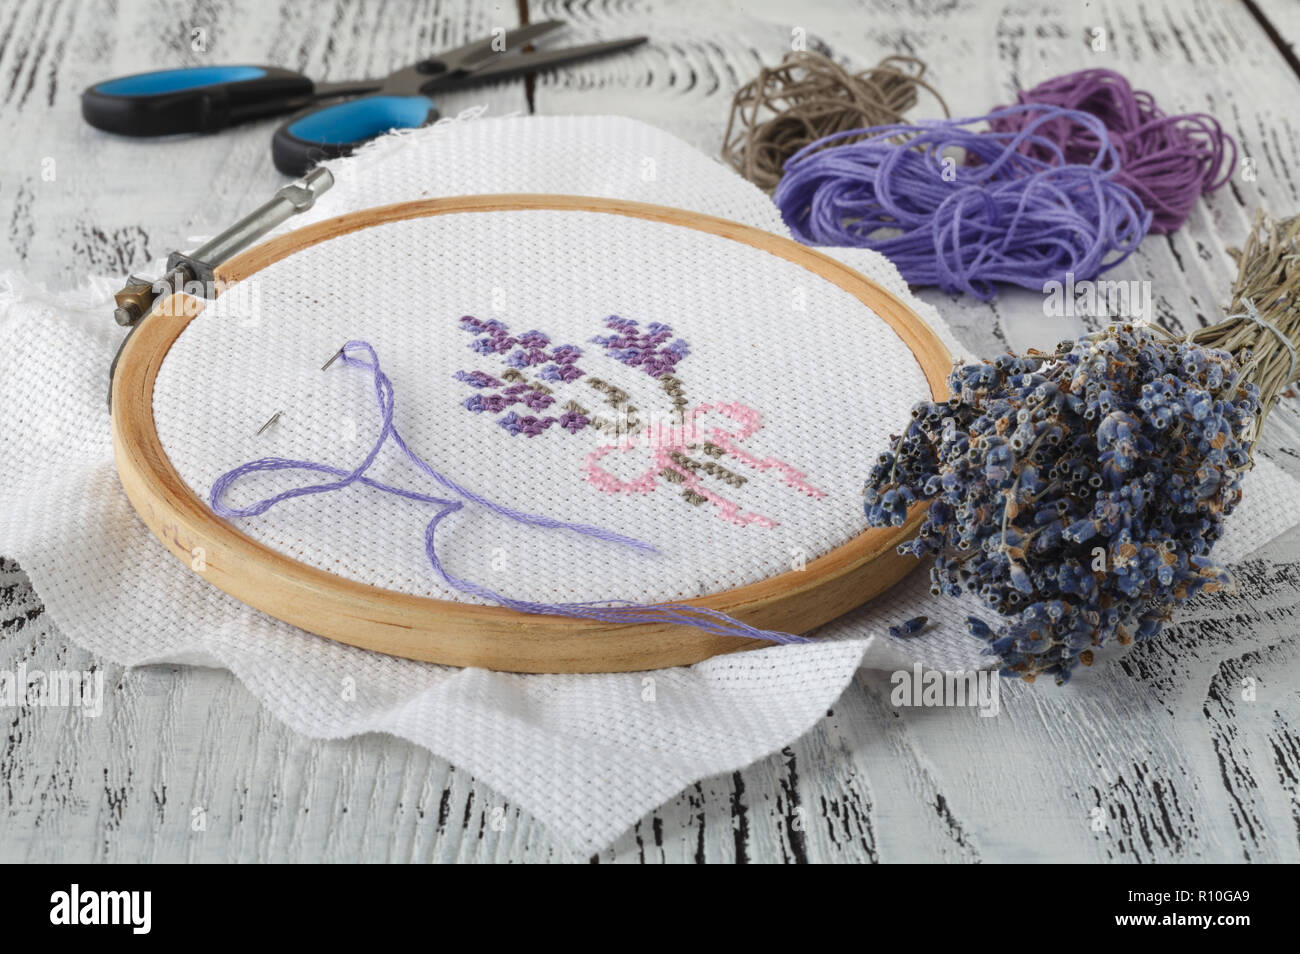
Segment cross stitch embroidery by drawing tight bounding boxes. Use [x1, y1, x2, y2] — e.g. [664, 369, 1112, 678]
[455, 314, 826, 527]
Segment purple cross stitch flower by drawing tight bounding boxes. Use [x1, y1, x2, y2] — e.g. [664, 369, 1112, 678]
[592, 315, 689, 379]
[498, 411, 557, 437]
[457, 313, 688, 440]
[508, 348, 550, 368]
[522, 389, 555, 411]
[559, 410, 589, 433]
[521, 415, 554, 436]
[524, 415, 556, 436]
[460, 316, 517, 356]
[454, 369, 502, 389]
[465, 391, 516, 414]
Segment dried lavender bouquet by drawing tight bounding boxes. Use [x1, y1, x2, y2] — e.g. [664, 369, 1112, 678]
[865, 210, 1300, 683]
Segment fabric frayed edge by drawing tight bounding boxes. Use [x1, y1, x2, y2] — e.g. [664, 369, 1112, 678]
[323, 103, 503, 176]
[0, 270, 119, 314]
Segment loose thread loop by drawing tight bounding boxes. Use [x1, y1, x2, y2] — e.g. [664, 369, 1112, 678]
[209, 341, 807, 646]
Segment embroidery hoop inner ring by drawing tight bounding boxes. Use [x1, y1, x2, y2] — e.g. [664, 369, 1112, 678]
[111, 194, 952, 673]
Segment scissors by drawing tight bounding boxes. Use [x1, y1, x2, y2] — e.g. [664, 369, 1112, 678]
[82, 21, 646, 175]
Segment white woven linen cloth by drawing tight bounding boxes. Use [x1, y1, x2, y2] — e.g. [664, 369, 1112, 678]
[155, 209, 932, 606]
[3, 113, 1300, 856]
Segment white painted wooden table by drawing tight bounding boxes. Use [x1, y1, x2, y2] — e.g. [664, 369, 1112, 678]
[2, 0, 1299, 863]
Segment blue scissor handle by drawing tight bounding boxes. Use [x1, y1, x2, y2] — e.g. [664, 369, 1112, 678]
[83, 66, 315, 136]
[271, 94, 439, 175]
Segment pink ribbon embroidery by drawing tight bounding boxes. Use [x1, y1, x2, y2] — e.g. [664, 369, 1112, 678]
[584, 401, 826, 528]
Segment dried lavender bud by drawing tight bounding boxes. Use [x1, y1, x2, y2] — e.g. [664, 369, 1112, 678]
[888, 616, 929, 639]
[864, 324, 1260, 684]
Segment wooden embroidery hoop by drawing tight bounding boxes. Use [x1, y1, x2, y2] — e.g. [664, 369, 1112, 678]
[111, 194, 951, 673]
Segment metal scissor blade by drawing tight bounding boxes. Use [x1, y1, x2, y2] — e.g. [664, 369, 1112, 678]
[447, 36, 648, 85]
[438, 20, 566, 72]
[312, 79, 386, 99]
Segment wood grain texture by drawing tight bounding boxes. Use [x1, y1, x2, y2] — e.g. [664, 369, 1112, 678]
[111, 194, 949, 672]
[3, 0, 1300, 862]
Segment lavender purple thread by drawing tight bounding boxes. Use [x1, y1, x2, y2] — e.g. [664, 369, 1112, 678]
[988, 69, 1236, 234]
[773, 103, 1153, 299]
[209, 340, 805, 645]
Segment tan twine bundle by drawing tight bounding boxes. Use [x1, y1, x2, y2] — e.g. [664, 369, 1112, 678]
[722, 51, 949, 192]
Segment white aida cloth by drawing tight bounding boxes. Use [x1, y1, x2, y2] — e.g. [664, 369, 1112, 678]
[3, 114, 1300, 856]
[158, 212, 931, 604]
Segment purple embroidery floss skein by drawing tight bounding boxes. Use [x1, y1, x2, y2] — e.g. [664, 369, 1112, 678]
[987, 69, 1236, 233]
[209, 340, 808, 646]
[773, 104, 1152, 300]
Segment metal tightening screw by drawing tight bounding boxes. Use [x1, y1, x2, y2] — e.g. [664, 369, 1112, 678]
[108, 167, 335, 327]
[107, 167, 336, 409]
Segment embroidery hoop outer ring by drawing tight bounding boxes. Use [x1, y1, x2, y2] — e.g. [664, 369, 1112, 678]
[111, 194, 952, 673]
